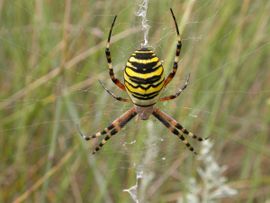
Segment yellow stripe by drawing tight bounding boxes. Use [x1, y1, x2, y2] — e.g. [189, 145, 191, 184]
[125, 80, 164, 95]
[124, 73, 137, 87]
[126, 61, 162, 69]
[129, 56, 159, 64]
[125, 65, 163, 79]
[124, 72, 164, 88]
[135, 50, 154, 53]
[126, 62, 136, 69]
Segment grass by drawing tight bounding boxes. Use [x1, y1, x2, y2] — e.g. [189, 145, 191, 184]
[1, 0, 270, 202]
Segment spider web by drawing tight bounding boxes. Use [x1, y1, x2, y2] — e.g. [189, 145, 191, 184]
[1, 0, 270, 203]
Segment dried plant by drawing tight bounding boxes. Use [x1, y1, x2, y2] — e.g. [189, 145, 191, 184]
[178, 140, 237, 203]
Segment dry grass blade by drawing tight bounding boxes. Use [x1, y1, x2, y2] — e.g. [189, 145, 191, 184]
[12, 147, 76, 203]
[0, 27, 139, 110]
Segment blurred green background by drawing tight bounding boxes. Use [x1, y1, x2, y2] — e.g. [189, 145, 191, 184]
[0, 0, 270, 202]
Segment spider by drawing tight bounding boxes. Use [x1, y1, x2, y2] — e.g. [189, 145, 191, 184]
[79, 8, 206, 155]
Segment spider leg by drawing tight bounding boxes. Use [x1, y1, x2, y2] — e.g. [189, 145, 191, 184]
[98, 80, 130, 102]
[163, 8, 182, 88]
[105, 15, 126, 91]
[154, 108, 206, 142]
[160, 74, 190, 102]
[79, 107, 137, 154]
[153, 108, 205, 155]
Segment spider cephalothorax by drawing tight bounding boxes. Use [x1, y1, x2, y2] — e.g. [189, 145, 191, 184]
[79, 9, 206, 155]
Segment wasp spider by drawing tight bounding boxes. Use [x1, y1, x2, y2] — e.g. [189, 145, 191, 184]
[79, 8, 206, 155]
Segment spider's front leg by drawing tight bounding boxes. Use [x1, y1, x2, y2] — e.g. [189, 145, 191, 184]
[79, 107, 137, 154]
[105, 15, 126, 91]
[163, 8, 182, 88]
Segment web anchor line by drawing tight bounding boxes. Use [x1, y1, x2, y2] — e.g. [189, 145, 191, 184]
[137, 0, 150, 48]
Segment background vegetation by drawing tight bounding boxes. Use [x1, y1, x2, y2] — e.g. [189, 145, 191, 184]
[0, 0, 269, 202]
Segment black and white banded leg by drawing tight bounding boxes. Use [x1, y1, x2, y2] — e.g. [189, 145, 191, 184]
[105, 15, 126, 91]
[99, 80, 129, 102]
[160, 73, 190, 101]
[79, 107, 137, 154]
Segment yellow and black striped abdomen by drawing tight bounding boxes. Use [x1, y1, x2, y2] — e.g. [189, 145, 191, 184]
[124, 48, 165, 106]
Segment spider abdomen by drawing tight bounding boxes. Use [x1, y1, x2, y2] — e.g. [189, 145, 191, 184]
[124, 48, 165, 106]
